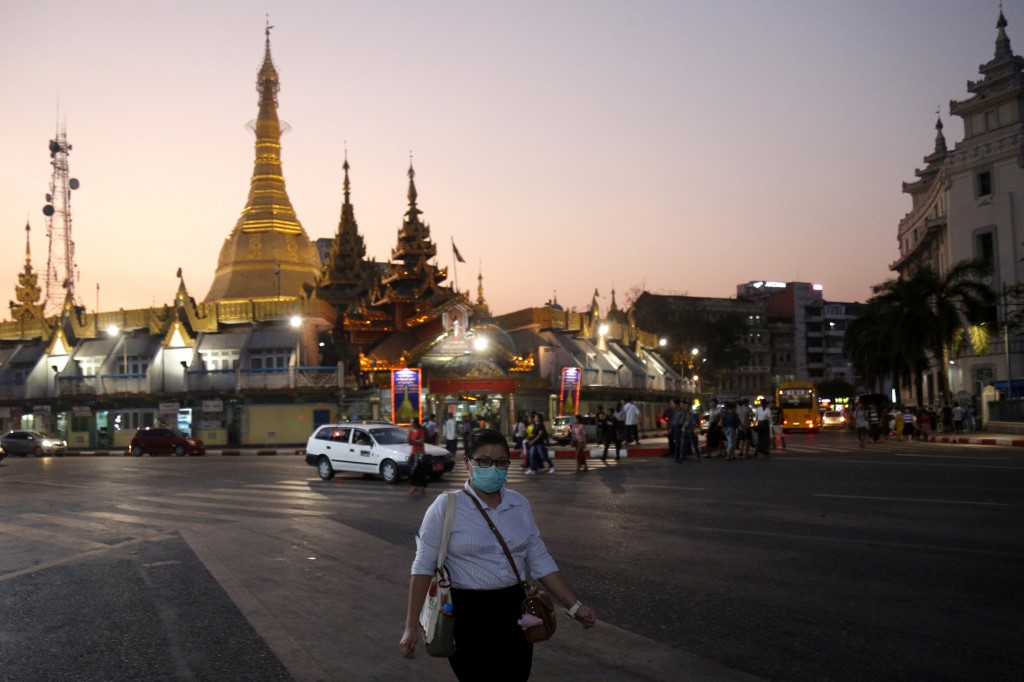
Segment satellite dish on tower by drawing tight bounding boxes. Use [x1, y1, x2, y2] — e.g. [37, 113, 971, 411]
[42, 204, 54, 216]
[45, 194, 52, 202]
[69, 178, 79, 190]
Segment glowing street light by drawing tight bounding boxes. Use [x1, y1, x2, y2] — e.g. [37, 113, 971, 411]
[106, 324, 128, 375]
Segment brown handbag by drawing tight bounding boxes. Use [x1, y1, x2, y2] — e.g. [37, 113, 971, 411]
[466, 492, 558, 643]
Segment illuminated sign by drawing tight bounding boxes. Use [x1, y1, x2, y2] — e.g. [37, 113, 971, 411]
[392, 368, 422, 425]
[559, 367, 582, 416]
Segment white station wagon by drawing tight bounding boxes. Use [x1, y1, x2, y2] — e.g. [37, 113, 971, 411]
[305, 422, 455, 484]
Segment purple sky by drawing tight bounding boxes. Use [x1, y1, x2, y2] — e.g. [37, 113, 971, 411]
[1, 1, 1018, 317]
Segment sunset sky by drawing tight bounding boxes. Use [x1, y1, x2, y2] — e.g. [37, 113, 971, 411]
[1, 1, 1018, 318]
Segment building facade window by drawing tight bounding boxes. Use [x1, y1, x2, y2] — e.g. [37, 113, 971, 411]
[201, 350, 240, 371]
[78, 357, 101, 376]
[975, 169, 993, 197]
[249, 349, 290, 370]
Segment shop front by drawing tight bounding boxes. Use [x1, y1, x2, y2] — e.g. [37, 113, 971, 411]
[428, 378, 517, 435]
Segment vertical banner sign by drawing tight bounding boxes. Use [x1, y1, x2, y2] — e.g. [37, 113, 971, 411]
[392, 368, 422, 425]
[559, 367, 581, 416]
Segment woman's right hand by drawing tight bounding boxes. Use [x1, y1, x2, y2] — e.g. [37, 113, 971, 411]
[399, 625, 419, 659]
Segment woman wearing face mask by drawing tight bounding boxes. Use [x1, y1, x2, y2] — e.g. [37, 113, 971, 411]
[399, 429, 596, 680]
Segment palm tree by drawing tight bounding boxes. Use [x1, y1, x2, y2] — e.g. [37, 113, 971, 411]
[845, 259, 995, 405]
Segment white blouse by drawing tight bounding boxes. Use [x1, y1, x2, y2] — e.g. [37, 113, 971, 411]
[411, 482, 559, 589]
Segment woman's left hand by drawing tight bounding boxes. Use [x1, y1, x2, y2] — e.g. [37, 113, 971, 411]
[572, 605, 597, 629]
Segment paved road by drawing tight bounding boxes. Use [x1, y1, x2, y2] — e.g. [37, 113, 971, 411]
[0, 430, 1021, 681]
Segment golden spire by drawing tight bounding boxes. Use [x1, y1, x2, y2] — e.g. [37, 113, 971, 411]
[203, 21, 321, 303]
[11, 221, 44, 321]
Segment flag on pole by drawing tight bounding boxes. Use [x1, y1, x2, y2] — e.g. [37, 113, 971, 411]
[452, 239, 466, 263]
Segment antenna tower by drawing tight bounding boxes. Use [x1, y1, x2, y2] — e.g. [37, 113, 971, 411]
[41, 122, 79, 315]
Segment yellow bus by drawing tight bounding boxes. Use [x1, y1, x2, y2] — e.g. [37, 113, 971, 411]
[776, 381, 821, 433]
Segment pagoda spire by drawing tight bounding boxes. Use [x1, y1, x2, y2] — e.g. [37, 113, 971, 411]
[934, 112, 947, 154]
[203, 22, 321, 303]
[996, 9, 1012, 60]
[11, 221, 44, 321]
[319, 154, 378, 313]
[374, 162, 450, 308]
[406, 160, 421, 217]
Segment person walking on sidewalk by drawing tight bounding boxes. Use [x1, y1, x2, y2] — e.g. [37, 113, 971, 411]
[854, 401, 868, 447]
[598, 409, 621, 462]
[443, 414, 459, 457]
[721, 402, 740, 460]
[400, 429, 597, 679]
[771, 401, 786, 450]
[571, 415, 589, 473]
[952, 402, 966, 434]
[621, 399, 641, 444]
[754, 398, 772, 457]
[682, 400, 701, 459]
[526, 413, 555, 474]
[407, 417, 429, 496]
[867, 403, 882, 443]
[667, 399, 683, 461]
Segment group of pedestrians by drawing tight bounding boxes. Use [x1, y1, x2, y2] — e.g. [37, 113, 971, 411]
[702, 397, 778, 460]
[851, 400, 977, 446]
[513, 412, 556, 475]
[664, 398, 701, 461]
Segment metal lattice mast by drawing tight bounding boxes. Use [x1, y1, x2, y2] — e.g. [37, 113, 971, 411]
[41, 122, 79, 315]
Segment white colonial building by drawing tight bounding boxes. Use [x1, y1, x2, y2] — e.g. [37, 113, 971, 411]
[893, 10, 1024, 411]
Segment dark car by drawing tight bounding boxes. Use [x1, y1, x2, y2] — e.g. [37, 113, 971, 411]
[0, 430, 67, 457]
[129, 427, 205, 457]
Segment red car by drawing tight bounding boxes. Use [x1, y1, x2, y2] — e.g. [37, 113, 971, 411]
[129, 427, 205, 457]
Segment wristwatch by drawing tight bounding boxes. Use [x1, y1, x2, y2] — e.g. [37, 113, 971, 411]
[566, 600, 583, 619]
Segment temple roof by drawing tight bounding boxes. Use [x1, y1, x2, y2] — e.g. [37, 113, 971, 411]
[318, 155, 379, 313]
[203, 23, 321, 304]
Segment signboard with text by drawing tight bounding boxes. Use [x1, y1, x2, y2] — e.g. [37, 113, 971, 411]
[391, 368, 422, 425]
[559, 367, 582, 416]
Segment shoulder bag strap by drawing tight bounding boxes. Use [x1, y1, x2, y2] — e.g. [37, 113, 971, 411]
[436, 491, 458, 570]
[465, 491, 527, 587]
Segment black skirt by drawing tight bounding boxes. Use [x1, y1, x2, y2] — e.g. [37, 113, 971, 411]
[449, 584, 532, 681]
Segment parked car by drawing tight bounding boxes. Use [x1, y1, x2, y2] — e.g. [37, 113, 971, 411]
[0, 442, 6, 462]
[305, 422, 455, 483]
[822, 410, 846, 427]
[0, 430, 67, 457]
[551, 415, 599, 445]
[129, 427, 205, 457]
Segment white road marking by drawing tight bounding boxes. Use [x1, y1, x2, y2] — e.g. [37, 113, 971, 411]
[134, 495, 330, 516]
[813, 493, 1012, 507]
[0, 521, 108, 551]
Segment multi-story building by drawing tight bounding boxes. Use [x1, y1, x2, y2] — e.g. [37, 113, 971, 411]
[632, 291, 770, 399]
[893, 10, 1024, 407]
[736, 281, 863, 391]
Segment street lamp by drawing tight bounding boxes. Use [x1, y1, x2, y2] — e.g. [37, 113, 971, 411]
[107, 324, 128, 376]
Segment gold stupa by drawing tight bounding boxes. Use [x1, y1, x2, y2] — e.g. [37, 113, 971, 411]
[203, 25, 321, 303]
